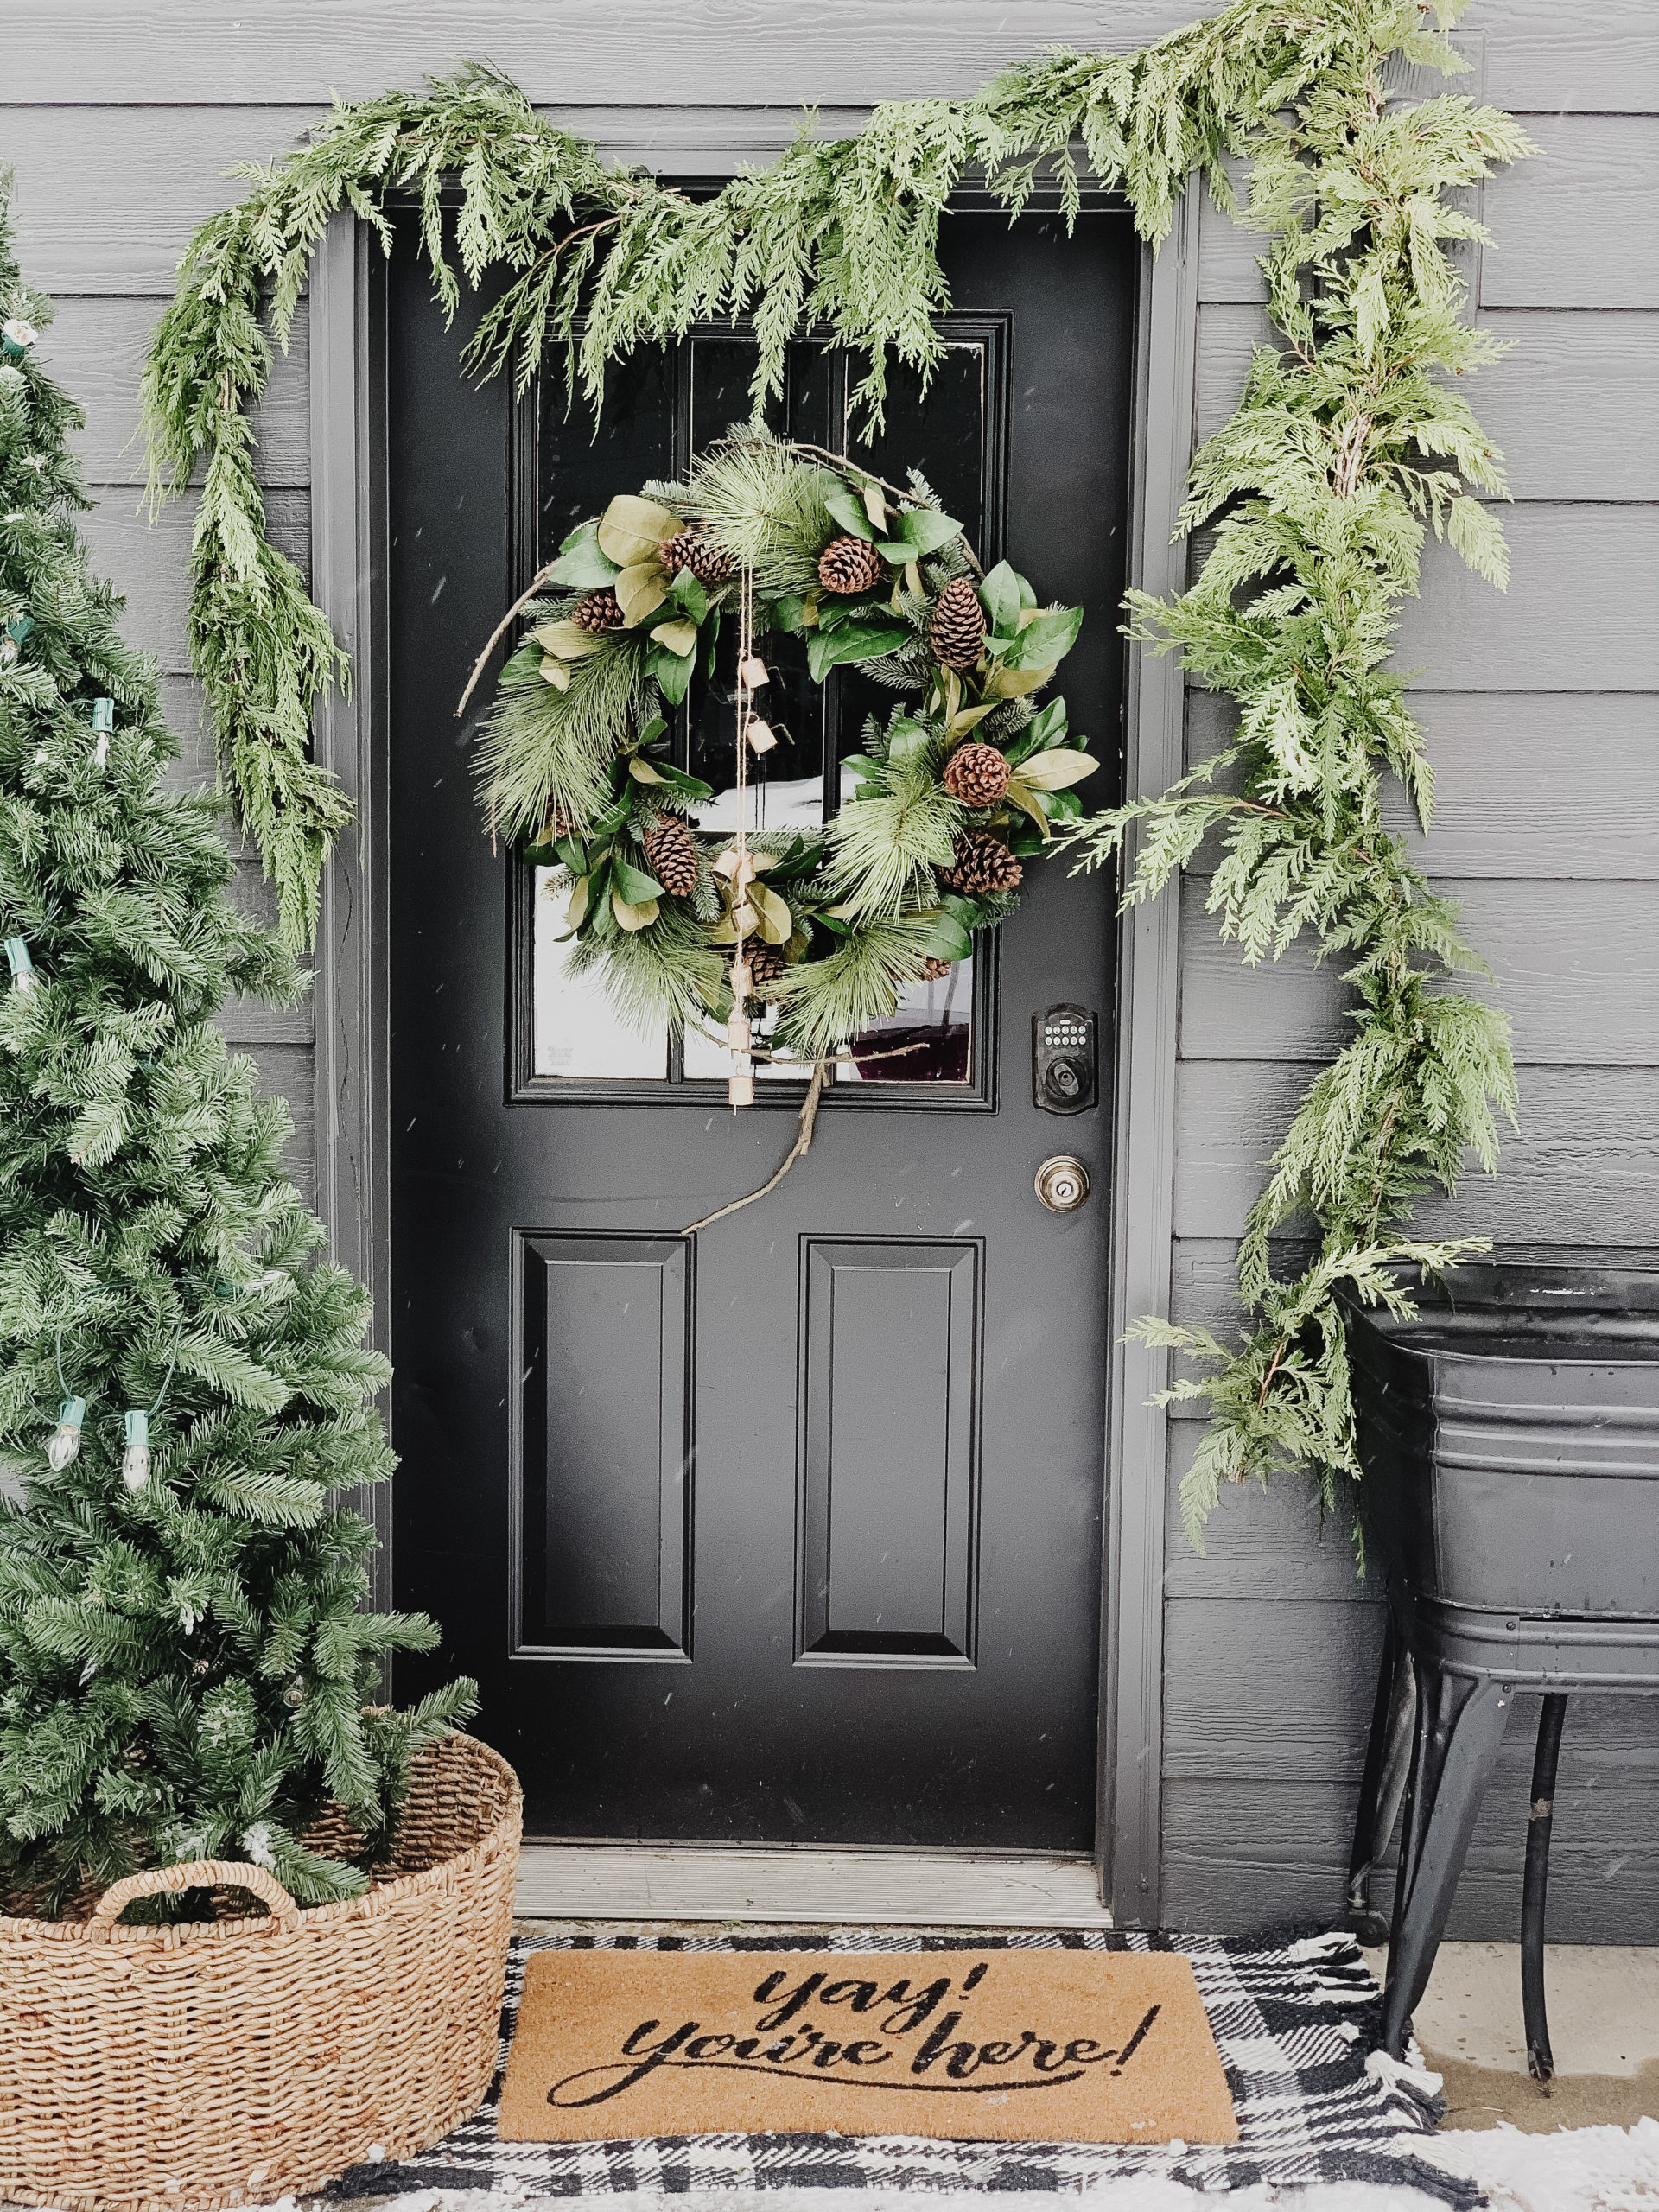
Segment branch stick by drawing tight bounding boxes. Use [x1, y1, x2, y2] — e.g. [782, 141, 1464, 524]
[455, 561, 561, 721]
[681, 1058, 828, 1235]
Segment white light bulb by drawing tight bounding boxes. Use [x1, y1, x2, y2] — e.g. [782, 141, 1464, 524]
[46, 1396, 85, 1472]
[122, 1408, 150, 1491]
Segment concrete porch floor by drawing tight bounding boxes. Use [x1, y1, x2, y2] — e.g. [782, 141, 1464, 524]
[1370, 1941, 1659, 2132]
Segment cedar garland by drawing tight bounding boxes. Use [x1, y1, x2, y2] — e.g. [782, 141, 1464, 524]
[138, 0, 1533, 1543]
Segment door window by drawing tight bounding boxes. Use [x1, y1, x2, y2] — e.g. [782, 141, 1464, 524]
[520, 322, 1007, 1102]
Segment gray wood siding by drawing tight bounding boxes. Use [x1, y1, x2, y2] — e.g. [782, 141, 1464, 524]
[1169, 5, 1659, 1942]
[4, 0, 1655, 1939]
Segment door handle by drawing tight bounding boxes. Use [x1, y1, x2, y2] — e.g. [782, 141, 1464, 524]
[1035, 1155, 1090, 1213]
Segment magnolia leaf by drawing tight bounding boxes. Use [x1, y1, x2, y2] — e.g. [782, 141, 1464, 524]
[612, 853, 666, 903]
[861, 482, 890, 531]
[649, 644, 695, 706]
[945, 702, 997, 740]
[1014, 749, 1098, 791]
[652, 618, 699, 658]
[977, 560, 1022, 636]
[610, 888, 660, 931]
[805, 620, 912, 681]
[914, 911, 974, 963]
[546, 520, 620, 589]
[531, 619, 607, 658]
[880, 505, 962, 557]
[983, 662, 1054, 698]
[1003, 777, 1052, 838]
[667, 569, 709, 623]
[644, 760, 714, 800]
[886, 716, 930, 766]
[749, 881, 793, 944]
[1008, 604, 1084, 668]
[538, 655, 571, 691]
[823, 482, 875, 540]
[597, 494, 680, 566]
[904, 558, 923, 597]
[615, 561, 668, 626]
[565, 876, 591, 928]
[627, 756, 664, 783]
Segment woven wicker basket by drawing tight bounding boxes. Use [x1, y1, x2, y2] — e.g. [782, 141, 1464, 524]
[0, 1731, 522, 2212]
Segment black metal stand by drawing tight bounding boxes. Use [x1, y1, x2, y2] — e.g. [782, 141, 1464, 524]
[1346, 1618, 1414, 1945]
[1522, 1693, 1568, 2082]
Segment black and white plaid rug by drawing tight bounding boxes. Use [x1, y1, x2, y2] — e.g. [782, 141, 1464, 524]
[327, 1928, 1478, 2207]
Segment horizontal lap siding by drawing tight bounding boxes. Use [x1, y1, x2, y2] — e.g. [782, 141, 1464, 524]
[10, 118, 321, 1201]
[1166, 17, 1659, 1937]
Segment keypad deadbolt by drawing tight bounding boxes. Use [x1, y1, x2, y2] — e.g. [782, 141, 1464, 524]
[1033, 1002, 1098, 1116]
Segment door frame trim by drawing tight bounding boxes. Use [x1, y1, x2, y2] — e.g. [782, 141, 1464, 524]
[308, 188, 1198, 1923]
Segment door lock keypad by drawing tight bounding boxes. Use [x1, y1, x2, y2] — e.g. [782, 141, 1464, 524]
[1033, 1003, 1098, 1116]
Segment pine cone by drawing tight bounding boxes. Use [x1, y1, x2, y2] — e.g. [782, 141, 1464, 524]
[817, 535, 886, 595]
[942, 741, 1011, 809]
[732, 939, 786, 992]
[930, 576, 987, 669]
[574, 588, 623, 632]
[662, 527, 736, 588]
[643, 816, 700, 898]
[941, 830, 1023, 896]
[536, 799, 582, 846]
[919, 956, 953, 982]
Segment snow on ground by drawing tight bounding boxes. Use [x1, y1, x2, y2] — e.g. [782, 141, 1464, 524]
[200, 2115, 1659, 2212]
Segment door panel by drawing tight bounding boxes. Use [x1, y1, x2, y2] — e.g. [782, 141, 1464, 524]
[798, 1239, 980, 1663]
[515, 1232, 692, 1657]
[387, 203, 1136, 1850]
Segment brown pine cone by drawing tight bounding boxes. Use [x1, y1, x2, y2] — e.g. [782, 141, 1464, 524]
[574, 588, 624, 632]
[732, 939, 786, 991]
[942, 740, 1011, 809]
[662, 526, 736, 588]
[941, 829, 1023, 896]
[536, 799, 583, 846]
[919, 956, 953, 982]
[929, 576, 987, 670]
[817, 534, 886, 595]
[643, 816, 700, 898]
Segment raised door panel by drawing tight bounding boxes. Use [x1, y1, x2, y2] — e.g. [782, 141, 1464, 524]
[513, 1232, 691, 1656]
[798, 1239, 981, 1663]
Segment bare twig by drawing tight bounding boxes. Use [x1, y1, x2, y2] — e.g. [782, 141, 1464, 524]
[680, 1058, 829, 1235]
[454, 560, 561, 721]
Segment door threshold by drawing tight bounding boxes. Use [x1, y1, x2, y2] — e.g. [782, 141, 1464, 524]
[516, 1841, 1112, 1927]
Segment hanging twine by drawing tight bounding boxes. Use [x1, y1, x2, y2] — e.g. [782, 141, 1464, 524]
[723, 564, 758, 1109]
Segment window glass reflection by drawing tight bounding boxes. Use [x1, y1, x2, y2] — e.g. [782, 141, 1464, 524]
[532, 868, 669, 1079]
[837, 957, 975, 1085]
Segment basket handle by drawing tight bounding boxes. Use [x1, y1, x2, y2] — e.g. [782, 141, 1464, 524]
[87, 1859, 302, 1941]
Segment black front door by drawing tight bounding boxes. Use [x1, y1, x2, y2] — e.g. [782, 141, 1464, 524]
[385, 202, 1135, 1850]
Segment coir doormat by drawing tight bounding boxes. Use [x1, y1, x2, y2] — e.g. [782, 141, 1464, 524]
[498, 1946, 1237, 2145]
[325, 1929, 1480, 2206]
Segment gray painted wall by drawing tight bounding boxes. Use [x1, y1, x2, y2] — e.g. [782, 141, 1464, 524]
[5, 0, 1656, 1939]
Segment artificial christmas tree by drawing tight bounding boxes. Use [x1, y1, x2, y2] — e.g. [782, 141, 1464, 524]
[0, 188, 474, 1922]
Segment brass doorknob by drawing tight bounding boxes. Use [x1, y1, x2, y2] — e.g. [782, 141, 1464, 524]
[1035, 1154, 1090, 1212]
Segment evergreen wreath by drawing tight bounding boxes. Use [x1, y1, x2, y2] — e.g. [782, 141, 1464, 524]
[471, 430, 1095, 1058]
[137, 0, 1535, 1546]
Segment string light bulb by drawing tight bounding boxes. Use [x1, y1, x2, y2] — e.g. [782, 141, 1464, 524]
[46, 1396, 86, 1471]
[91, 696, 114, 767]
[5, 937, 36, 993]
[121, 1408, 150, 1491]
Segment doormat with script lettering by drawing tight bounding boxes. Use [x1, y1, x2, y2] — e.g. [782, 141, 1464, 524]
[500, 1946, 1235, 2145]
[323, 1929, 1478, 2207]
